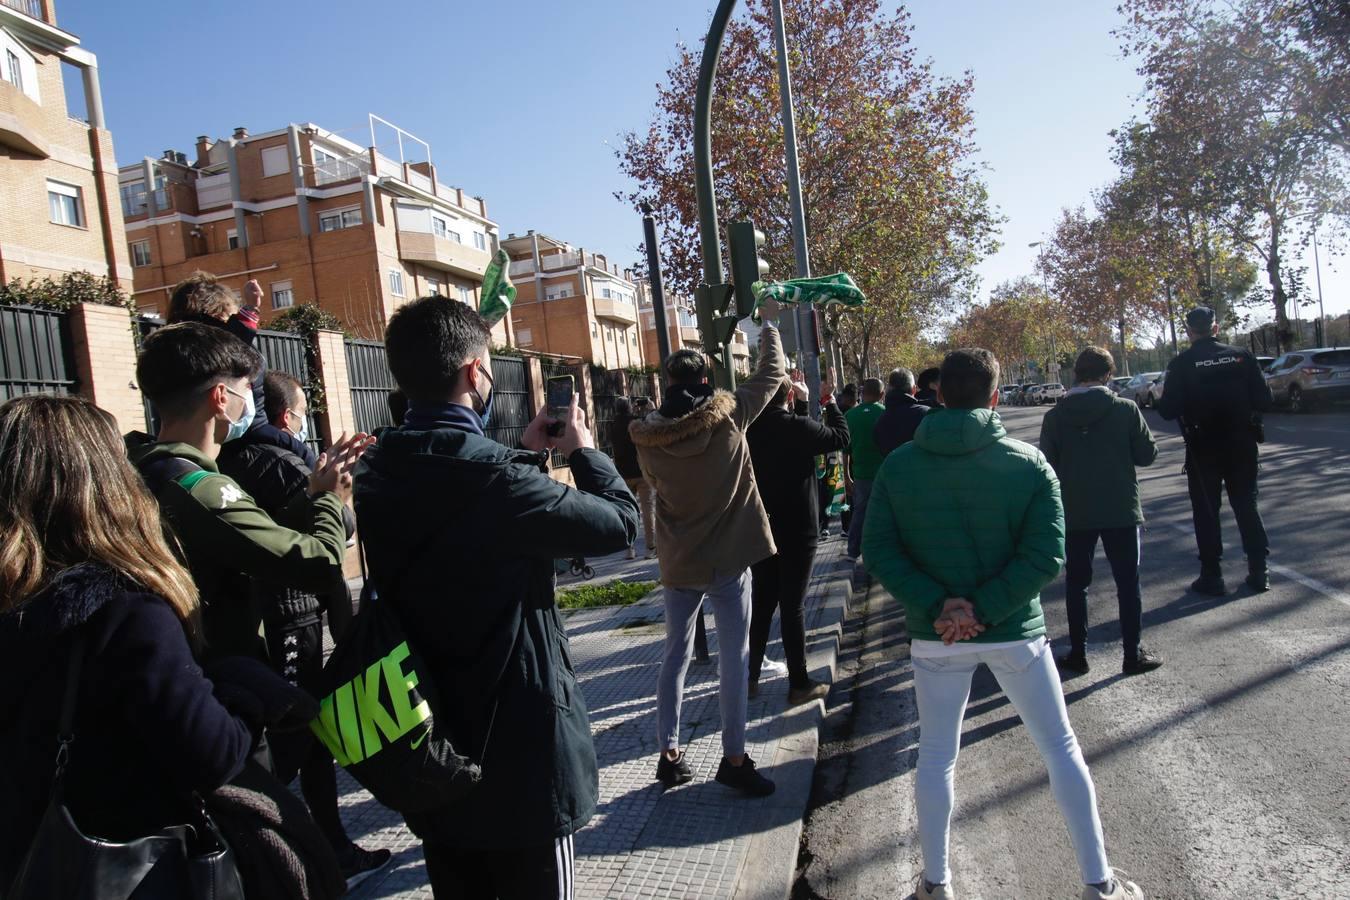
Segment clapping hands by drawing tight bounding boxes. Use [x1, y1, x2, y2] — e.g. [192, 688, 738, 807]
[933, 597, 985, 645]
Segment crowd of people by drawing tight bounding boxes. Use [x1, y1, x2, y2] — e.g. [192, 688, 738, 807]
[0, 261, 1270, 900]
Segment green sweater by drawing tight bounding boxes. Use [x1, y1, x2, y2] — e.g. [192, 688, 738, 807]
[862, 408, 1065, 643]
[1039, 387, 1157, 531]
[844, 401, 886, 480]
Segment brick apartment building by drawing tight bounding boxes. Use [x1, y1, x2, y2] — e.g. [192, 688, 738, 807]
[120, 114, 504, 341]
[0, 0, 132, 292]
[502, 231, 646, 368]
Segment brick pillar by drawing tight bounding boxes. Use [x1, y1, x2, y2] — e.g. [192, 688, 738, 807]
[69, 303, 145, 434]
[313, 329, 357, 442]
[526, 355, 545, 416]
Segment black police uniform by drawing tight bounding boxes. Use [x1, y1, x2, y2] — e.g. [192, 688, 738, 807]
[1157, 335, 1273, 576]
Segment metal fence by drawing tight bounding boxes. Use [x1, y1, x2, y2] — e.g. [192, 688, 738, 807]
[0, 305, 76, 403]
[486, 355, 531, 449]
[346, 339, 398, 435]
[590, 368, 626, 456]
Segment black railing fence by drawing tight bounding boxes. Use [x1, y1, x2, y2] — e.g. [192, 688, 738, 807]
[0, 305, 75, 403]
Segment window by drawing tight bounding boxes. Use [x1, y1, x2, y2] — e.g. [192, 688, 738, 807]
[517, 327, 533, 346]
[591, 323, 598, 338]
[318, 206, 362, 232]
[130, 240, 151, 267]
[600, 288, 612, 299]
[544, 284, 573, 301]
[271, 280, 294, 309]
[389, 270, 405, 297]
[448, 230, 462, 244]
[119, 181, 147, 216]
[459, 285, 472, 305]
[261, 145, 290, 178]
[630, 332, 636, 346]
[474, 232, 486, 251]
[427, 278, 441, 296]
[47, 181, 84, 227]
[5, 50, 20, 94]
[226, 229, 239, 250]
[432, 216, 447, 238]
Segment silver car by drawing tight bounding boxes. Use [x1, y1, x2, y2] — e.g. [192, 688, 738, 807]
[1264, 348, 1350, 412]
[1126, 372, 1163, 407]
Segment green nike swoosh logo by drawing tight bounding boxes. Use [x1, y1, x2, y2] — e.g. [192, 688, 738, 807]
[409, 726, 432, 750]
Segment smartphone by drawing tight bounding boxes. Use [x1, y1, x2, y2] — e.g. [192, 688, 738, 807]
[546, 375, 574, 437]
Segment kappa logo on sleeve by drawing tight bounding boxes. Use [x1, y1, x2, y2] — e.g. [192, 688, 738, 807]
[218, 484, 244, 508]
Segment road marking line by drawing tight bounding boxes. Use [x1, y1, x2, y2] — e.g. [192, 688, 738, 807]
[1167, 522, 1350, 610]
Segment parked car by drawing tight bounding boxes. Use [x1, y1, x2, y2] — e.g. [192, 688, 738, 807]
[1015, 384, 1041, 406]
[1038, 382, 1066, 404]
[1264, 348, 1350, 412]
[1109, 376, 1132, 395]
[1125, 372, 1163, 406]
[1256, 356, 1276, 373]
[999, 385, 1019, 404]
[1143, 370, 1166, 407]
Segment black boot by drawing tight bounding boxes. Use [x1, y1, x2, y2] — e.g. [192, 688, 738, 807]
[1191, 564, 1227, 597]
[1246, 560, 1270, 592]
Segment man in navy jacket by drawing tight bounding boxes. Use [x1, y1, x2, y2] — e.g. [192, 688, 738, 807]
[874, 367, 931, 458]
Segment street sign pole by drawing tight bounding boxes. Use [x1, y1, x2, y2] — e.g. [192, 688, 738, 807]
[641, 203, 673, 367]
[770, 0, 823, 417]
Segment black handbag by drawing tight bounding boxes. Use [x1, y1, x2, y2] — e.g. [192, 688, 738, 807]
[6, 634, 245, 900]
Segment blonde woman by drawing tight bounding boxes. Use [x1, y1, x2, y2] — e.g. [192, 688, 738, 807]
[0, 396, 283, 887]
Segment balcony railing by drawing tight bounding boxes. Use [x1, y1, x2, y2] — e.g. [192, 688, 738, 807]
[2, 0, 43, 19]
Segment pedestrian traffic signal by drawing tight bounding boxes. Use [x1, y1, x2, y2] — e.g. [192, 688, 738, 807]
[728, 221, 769, 320]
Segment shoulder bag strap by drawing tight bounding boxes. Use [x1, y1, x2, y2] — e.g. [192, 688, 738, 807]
[52, 632, 87, 788]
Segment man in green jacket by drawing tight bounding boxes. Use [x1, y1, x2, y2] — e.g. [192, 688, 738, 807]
[132, 323, 369, 664]
[843, 378, 886, 561]
[862, 348, 1144, 900]
[1041, 347, 1162, 677]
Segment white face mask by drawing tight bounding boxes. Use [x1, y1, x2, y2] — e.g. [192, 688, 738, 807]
[222, 384, 254, 442]
[287, 408, 309, 443]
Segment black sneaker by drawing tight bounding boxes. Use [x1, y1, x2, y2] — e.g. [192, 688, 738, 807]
[655, 751, 694, 788]
[1246, 568, 1270, 592]
[1055, 652, 1090, 676]
[715, 754, 776, 797]
[1190, 573, 1227, 596]
[1123, 648, 1163, 676]
[338, 844, 393, 890]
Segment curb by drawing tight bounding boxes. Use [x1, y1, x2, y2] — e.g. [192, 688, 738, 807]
[732, 555, 859, 900]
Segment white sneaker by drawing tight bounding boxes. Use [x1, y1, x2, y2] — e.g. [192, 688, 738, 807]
[917, 877, 956, 900]
[1082, 872, 1144, 900]
[760, 658, 788, 676]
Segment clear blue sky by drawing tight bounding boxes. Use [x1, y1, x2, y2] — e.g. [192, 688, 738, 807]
[61, 0, 1345, 328]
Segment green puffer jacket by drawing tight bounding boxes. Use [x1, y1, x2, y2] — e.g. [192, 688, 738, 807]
[862, 408, 1065, 643]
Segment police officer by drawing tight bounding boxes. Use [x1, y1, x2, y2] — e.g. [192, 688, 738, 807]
[1158, 307, 1274, 595]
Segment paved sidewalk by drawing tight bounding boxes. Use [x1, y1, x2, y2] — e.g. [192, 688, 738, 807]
[332, 534, 854, 899]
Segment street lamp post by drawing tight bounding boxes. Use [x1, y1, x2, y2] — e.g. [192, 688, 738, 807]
[1312, 219, 1328, 346]
[1029, 242, 1061, 382]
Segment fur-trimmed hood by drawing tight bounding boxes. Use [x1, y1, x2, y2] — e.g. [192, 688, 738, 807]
[0, 562, 130, 641]
[628, 391, 737, 456]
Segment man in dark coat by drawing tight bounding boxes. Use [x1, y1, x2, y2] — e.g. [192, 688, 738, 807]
[747, 376, 850, 703]
[873, 367, 930, 458]
[354, 296, 637, 899]
[914, 367, 943, 408]
[1158, 306, 1274, 595]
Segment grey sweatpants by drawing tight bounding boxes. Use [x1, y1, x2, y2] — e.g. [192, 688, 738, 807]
[657, 570, 751, 758]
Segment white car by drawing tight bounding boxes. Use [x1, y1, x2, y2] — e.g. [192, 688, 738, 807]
[1038, 382, 1066, 404]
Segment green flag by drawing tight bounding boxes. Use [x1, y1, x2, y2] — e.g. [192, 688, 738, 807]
[478, 249, 516, 326]
[752, 272, 866, 323]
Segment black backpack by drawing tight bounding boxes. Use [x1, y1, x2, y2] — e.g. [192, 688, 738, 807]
[310, 571, 510, 814]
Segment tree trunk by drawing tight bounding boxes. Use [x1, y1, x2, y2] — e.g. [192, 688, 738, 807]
[1119, 314, 1130, 376]
[1267, 213, 1292, 352]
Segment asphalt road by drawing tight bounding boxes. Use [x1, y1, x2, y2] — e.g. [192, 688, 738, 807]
[794, 402, 1350, 900]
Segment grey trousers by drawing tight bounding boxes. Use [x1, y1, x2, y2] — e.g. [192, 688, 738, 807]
[657, 570, 751, 758]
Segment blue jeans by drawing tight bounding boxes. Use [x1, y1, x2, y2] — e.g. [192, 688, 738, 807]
[846, 478, 873, 560]
[912, 637, 1111, 886]
[1064, 526, 1143, 659]
[658, 571, 751, 758]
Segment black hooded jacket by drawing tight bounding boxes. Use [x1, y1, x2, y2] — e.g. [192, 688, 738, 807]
[0, 564, 254, 885]
[747, 401, 851, 548]
[353, 421, 637, 848]
[873, 390, 930, 458]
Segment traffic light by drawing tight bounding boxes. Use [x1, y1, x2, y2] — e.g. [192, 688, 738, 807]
[728, 220, 769, 320]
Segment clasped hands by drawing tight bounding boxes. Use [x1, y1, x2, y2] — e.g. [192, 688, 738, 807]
[933, 597, 985, 645]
